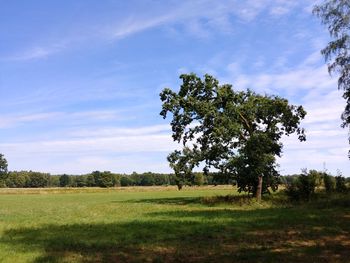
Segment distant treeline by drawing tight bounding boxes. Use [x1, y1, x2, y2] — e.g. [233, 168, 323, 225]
[1, 170, 348, 189]
[0, 170, 232, 188]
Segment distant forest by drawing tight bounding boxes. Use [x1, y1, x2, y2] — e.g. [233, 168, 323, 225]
[0, 170, 231, 188]
[1, 170, 349, 189]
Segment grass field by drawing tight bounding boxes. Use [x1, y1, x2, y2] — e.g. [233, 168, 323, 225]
[0, 186, 349, 262]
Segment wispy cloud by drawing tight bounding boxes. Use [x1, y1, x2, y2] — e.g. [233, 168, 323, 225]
[5, 0, 311, 61]
[0, 123, 176, 173]
[6, 42, 68, 61]
[68, 124, 170, 138]
[0, 110, 127, 129]
[0, 112, 61, 128]
[111, 14, 175, 40]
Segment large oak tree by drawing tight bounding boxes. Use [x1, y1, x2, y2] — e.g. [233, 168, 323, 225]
[160, 74, 306, 200]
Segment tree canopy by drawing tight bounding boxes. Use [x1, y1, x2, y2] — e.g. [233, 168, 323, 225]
[0, 154, 7, 175]
[160, 74, 306, 199]
[313, 0, 350, 155]
[0, 154, 8, 186]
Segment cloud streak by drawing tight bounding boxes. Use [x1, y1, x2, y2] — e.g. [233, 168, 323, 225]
[4, 0, 313, 61]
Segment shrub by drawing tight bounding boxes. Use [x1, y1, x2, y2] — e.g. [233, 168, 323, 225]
[335, 175, 347, 193]
[194, 173, 205, 186]
[323, 174, 335, 193]
[285, 179, 300, 201]
[285, 170, 317, 201]
[308, 170, 323, 188]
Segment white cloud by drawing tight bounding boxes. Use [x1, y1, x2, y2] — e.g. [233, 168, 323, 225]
[6, 42, 67, 61]
[0, 112, 61, 128]
[270, 6, 290, 16]
[1, 124, 178, 173]
[1, 134, 174, 155]
[68, 124, 171, 138]
[0, 110, 127, 129]
[5, 1, 312, 61]
[111, 14, 175, 39]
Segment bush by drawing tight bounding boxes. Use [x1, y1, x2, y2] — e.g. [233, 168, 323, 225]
[194, 173, 205, 186]
[335, 175, 347, 193]
[323, 174, 335, 193]
[285, 179, 300, 201]
[308, 170, 323, 188]
[285, 170, 317, 201]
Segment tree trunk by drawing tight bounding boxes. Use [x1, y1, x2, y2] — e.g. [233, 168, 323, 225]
[256, 176, 263, 201]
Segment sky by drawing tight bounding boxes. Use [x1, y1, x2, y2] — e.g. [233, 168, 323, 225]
[0, 0, 348, 175]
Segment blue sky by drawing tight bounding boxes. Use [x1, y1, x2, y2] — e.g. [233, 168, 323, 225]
[0, 0, 348, 175]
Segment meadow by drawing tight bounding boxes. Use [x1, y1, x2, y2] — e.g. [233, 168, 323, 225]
[0, 186, 349, 262]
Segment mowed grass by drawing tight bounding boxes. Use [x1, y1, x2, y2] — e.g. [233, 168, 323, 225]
[0, 186, 349, 263]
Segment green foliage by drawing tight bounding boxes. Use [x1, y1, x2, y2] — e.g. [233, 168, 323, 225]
[5, 171, 29, 188]
[59, 174, 71, 187]
[194, 173, 205, 186]
[120, 176, 134, 186]
[92, 171, 115, 188]
[0, 154, 7, 175]
[335, 175, 347, 193]
[75, 175, 87, 187]
[308, 169, 324, 188]
[86, 174, 96, 186]
[26, 172, 50, 188]
[0, 154, 8, 187]
[323, 173, 336, 193]
[313, 0, 350, 154]
[48, 175, 60, 187]
[1, 169, 232, 188]
[285, 170, 317, 201]
[160, 74, 306, 197]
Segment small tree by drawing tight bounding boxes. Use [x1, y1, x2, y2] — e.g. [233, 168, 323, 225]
[160, 74, 306, 199]
[0, 154, 8, 187]
[335, 170, 347, 192]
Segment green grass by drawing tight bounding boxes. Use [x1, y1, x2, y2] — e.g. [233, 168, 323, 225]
[0, 186, 349, 262]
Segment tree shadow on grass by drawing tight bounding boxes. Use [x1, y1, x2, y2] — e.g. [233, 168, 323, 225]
[117, 196, 203, 206]
[1, 205, 349, 263]
[118, 195, 259, 207]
